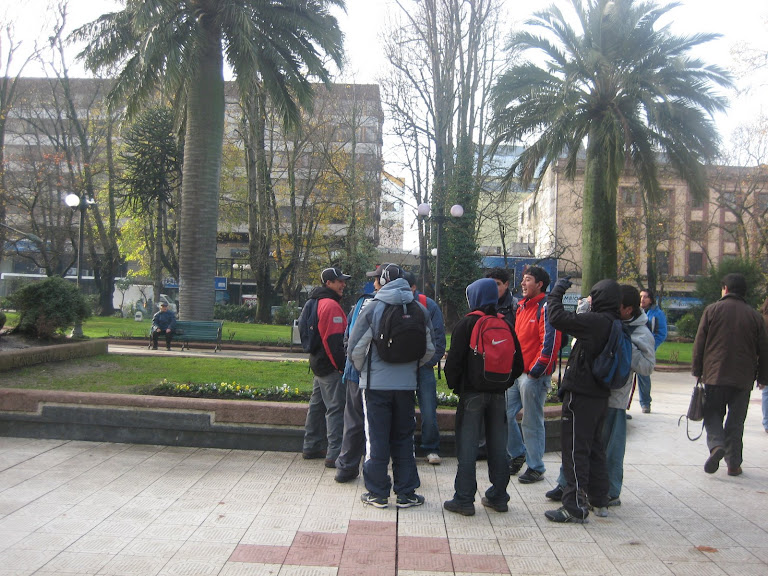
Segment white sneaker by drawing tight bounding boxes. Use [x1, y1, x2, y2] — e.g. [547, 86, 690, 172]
[427, 453, 441, 465]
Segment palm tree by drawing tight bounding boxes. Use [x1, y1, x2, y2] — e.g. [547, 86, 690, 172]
[74, 0, 344, 320]
[491, 0, 732, 292]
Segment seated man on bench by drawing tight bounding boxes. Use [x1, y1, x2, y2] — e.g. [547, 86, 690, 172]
[151, 301, 177, 350]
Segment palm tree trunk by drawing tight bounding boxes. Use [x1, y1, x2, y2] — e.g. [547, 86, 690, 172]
[582, 134, 618, 293]
[177, 24, 224, 321]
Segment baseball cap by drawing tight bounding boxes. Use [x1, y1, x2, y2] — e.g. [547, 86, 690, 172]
[321, 267, 351, 283]
[366, 263, 402, 285]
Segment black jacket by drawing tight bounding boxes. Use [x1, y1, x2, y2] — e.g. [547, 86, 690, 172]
[445, 304, 524, 394]
[547, 279, 621, 398]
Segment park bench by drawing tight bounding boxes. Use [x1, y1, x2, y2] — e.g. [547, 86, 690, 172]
[148, 321, 224, 352]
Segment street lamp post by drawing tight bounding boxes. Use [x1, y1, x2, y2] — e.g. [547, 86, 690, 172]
[65, 193, 94, 338]
[417, 202, 464, 304]
[232, 263, 251, 305]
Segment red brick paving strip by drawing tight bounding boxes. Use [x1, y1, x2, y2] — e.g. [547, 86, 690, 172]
[229, 520, 511, 574]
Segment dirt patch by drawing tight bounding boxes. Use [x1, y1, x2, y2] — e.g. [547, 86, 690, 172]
[0, 330, 68, 351]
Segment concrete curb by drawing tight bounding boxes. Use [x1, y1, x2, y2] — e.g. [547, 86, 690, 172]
[0, 388, 563, 454]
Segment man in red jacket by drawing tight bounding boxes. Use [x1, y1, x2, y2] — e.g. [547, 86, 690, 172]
[302, 267, 350, 468]
[506, 266, 561, 484]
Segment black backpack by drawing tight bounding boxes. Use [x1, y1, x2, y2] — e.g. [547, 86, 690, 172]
[297, 298, 321, 353]
[373, 300, 427, 363]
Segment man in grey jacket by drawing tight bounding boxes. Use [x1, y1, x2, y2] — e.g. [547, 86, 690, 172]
[693, 273, 768, 476]
[348, 264, 435, 509]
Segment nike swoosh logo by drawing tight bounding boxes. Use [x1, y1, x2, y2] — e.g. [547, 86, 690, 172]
[491, 339, 507, 345]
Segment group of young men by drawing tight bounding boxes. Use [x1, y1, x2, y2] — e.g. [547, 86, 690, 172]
[299, 263, 767, 521]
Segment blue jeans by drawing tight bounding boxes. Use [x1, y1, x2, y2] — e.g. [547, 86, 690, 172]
[636, 373, 652, 408]
[453, 391, 509, 506]
[416, 366, 440, 453]
[506, 373, 549, 473]
[762, 386, 768, 431]
[602, 407, 626, 499]
[303, 371, 345, 460]
[362, 389, 420, 498]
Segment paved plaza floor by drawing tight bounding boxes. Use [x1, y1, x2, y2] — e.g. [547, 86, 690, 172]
[0, 371, 766, 576]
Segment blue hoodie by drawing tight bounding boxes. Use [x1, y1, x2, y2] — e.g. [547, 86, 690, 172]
[348, 278, 436, 391]
[466, 278, 499, 311]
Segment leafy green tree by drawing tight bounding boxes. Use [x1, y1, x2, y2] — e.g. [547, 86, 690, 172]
[491, 0, 732, 292]
[695, 257, 767, 311]
[119, 106, 181, 307]
[74, 0, 344, 320]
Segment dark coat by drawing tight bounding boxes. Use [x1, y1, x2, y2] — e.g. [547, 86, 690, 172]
[547, 279, 621, 399]
[692, 293, 768, 390]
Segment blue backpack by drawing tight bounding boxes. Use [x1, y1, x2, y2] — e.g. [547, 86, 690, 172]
[591, 318, 633, 389]
[298, 298, 321, 353]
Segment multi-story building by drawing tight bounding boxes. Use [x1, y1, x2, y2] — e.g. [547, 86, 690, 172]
[518, 158, 768, 302]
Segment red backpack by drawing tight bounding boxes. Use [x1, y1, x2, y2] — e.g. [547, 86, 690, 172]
[467, 310, 517, 390]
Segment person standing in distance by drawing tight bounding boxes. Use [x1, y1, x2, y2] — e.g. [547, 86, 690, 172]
[507, 266, 561, 483]
[692, 273, 768, 476]
[761, 297, 768, 434]
[302, 267, 350, 469]
[403, 270, 446, 465]
[637, 289, 667, 413]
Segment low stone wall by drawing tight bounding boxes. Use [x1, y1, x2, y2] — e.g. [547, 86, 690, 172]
[0, 388, 562, 454]
[0, 340, 107, 372]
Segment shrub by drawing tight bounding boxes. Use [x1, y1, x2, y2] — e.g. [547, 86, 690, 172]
[9, 276, 91, 338]
[272, 301, 300, 326]
[675, 312, 700, 340]
[0, 311, 5, 330]
[213, 303, 257, 323]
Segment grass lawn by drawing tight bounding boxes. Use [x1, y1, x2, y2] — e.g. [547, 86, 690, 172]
[2, 312, 297, 344]
[0, 353, 458, 402]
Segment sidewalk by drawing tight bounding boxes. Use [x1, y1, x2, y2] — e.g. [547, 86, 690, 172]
[0, 372, 766, 575]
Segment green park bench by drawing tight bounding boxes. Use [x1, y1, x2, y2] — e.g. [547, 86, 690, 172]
[148, 321, 224, 352]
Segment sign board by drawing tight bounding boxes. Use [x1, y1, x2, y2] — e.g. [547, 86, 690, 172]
[214, 276, 227, 291]
[163, 277, 179, 289]
[562, 293, 581, 313]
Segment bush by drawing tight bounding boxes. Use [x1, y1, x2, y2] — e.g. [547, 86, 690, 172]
[0, 310, 5, 330]
[9, 276, 91, 338]
[675, 312, 700, 340]
[272, 301, 300, 326]
[213, 303, 257, 323]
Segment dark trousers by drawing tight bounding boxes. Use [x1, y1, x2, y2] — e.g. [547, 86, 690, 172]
[453, 391, 510, 505]
[703, 385, 751, 469]
[362, 389, 420, 498]
[560, 390, 609, 519]
[335, 379, 365, 472]
[152, 330, 173, 348]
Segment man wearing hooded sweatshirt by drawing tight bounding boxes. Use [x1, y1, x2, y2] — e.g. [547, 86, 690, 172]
[546, 285, 655, 508]
[443, 278, 523, 516]
[302, 267, 350, 468]
[348, 264, 435, 509]
[544, 277, 621, 523]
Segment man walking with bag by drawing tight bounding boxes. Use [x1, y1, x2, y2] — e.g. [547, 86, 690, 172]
[692, 273, 768, 476]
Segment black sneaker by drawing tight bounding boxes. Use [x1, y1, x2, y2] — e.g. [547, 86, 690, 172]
[302, 450, 326, 460]
[545, 485, 563, 501]
[443, 498, 475, 516]
[324, 459, 336, 468]
[545, 506, 588, 523]
[704, 446, 725, 474]
[396, 493, 425, 508]
[334, 468, 359, 483]
[361, 492, 388, 508]
[480, 497, 508, 513]
[509, 454, 526, 476]
[607, 496, 621, 507]
[518, 468, 544, 484]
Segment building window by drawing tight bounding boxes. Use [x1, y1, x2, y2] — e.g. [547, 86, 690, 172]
[689, 221, 706, 243]
[688, 252, 705, 276]
[656, 250, 669, 275]
[691, 189, 706, 209]
[620, 186, 639, 206]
